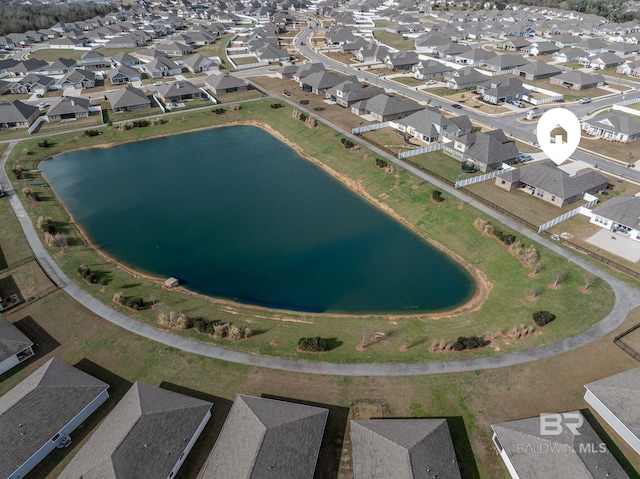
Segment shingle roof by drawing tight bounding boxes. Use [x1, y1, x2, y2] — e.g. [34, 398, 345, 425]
[47, 96, 90, 116]
[354, 94, 422, 117]
[554, 70, 605, 85]
[588, 112, 640, 137]
[397, 106, 471, 137]
[326, 80, 384, 103]
[0, 358, 109, 478]
[460, 129, 518, 167]
[515, 60, 562, 76]
[59, 382, 211, 479]
[204, 72, 247, 90]
[591, 196, 640, 230]
[492, 411, 630, 479]
[0, 313, 32, 363]
[351, 419, 462, 479]
[106, 85, 150, 109]
[482, 53, 529, 69]
[201, 395, 328, 479]
[0, 100, 39, 124]
[157, 80, 201, 98]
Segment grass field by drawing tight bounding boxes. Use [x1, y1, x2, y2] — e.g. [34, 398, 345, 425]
[3, 98, 616, 367]
[30, 49, 84, 62]
[372, 30, 415, 51]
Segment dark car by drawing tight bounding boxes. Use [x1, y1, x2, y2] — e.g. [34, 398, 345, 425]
[452, 103, 462, 109]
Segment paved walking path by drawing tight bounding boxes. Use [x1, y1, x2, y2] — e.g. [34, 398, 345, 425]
[2, 114, 640, 376]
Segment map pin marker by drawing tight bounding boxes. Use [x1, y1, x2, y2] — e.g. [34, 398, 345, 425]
[536, 108, 581, 166]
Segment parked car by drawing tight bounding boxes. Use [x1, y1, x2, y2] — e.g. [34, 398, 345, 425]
[154, 81, 163, 86]
[452, 103, 462, 109]
[426, 80, 437, 85]
[511, 100, 524, 108]
[516, 153, 533, 163]
[579, 97, 592, 104]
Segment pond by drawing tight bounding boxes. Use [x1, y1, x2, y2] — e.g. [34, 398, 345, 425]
[40, 125, 474, 314]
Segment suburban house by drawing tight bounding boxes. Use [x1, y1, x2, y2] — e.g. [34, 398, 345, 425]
[476, 77, 528, 105]
[111, 51, 142, 67]
[480, 54, 529, 72]
[106, 85, 151, 113]
[9, 74, 55, 95]
[156, 80, 204, 103]
[577, 37, 608, 54]
[325, 80, 385, 107]
[412, 59, 454, 80]
[7, 59, 48, 77]
[40, 58, 77, 75]
[59, 382, 212, 479]
[0, 100, 40, 129]
[384, 51, 420, 71]
[550, 70, 605, 90]
[445, 129, 518, 172]
[351, 419, 462, 479]
[512, 60, 562, 81]
[200, 395, 328, 479]
[492, 411, 630, 479]
[521, 40, 560, 56]
[340, 37, 369, 54]
[584, 368, 640, 456]
[582, 112, 640, 143]
[553, 47, 588, 63]
[156, 41, 193, 57]
[0, 313, 34, 376]
[589, 196, 640, 241]
[80, 50, 108, 69]
[444, 66, 489, 90]
[142, 57, 182, 78]
[351, 94, 423, 122]
[46, 96, 90, 121]
[0, 357, 109, 479]
[495, 161, 608, 206]
[454, 48, 496, 67]
[56, 69, 96, 90]
[183, 53, 218, 73]
[356, 43, 389, 63]
[204, 73, 248, 95]
[300, 70, 357, 95]
[501, 37, 531, 51]
[108, 65, 142, 85]
[414, 32, 454, 54]
[581, 52, 625, 69]
[394, 106, 473, 143]
[617, 60, 640, 77]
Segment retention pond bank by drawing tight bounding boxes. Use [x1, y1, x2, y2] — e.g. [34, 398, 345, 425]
[40, 125, 474, 314]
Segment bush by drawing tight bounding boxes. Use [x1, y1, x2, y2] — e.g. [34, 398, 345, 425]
[37, 216, 56, 234]
[533, 310, 556, 327]
[297, 336, 329, 352]
[37, 139, 51, 148]
[125, 296, 144, 310]
[375, 158, 389, 168]
[77, 266, 98, 283]
[84, 129, 101, 137]
[432, 190, 444, 202]
[494, 228, 516, 245]
[158, 311, 192, 330]
[194, 318, 221, 334]
[452, 335, 486, 351]
[340, 138, 355, 149]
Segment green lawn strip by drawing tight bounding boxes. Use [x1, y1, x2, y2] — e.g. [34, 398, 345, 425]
[3, 99, 614, 363]
[372, 30, 415, 51]
[29, 49, 84, 62]
[194, 33, 235, 70]
[393, 77, 423, 88]
[0, 197, 34, 268]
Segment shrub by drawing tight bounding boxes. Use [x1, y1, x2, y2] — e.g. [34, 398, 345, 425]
[194, 318, 221, 334]
[375, 158, 389, 168]
[125, 297, 144, 310]
[297, 336, 329, 352]
[494, 228, 516, 245]
[37, 216, 56, 234]
[77, 265, 98, 283]
[84, 129, 101, 137]
[452, 335, 486, 351]
[533, 310, 556, 327]
[304, 116, 316, 128]
[432, 190, 444, 202]
[12, 165, 24, 180]
[37, 139, 51, 148]
[340, 138, 355, 149]
[158, 311, 192, 330]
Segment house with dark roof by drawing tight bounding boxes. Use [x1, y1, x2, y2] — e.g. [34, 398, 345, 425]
[59, 382, 211, 479]
[495, 161, 608, 206]
[325, 25, 357, 45]
[582, 52, 625, 69]
[46, 96, 90, 121]
[384, 51, 420, 71]
[300, 70, 357, 95]
[143, 57, 182, 78]
[156, 41, 193, 57]
[444, 129, 518, 172]
[550, 70, 605, 90]
[476, 77, 528, 105]
[582, 111, 640, 143]
[455, 48, 496, 67]
[0, 357, 109, 479]
[200, 395, 328, 479]
[157, 80, 204, 103]
[589, 196, 640, 241]
[412, 59, 454, 80]
[56, 69, 96, 90]
[351, 419, 462, 479]
[481, 54, 529, 72]
[184, 53, 218, 73]
[9, 73, 56, 95]
[444, 66, 489, 90]
[0, 313, 34, 376]
[107, 85, 151, 113]
[7, 59, 48, 77]
[0, 100, 40, 129]
[394, 106, 472, 143]
[325, 80, 385, 107]
[584, 368, 640, 455]
[80, 50, 108, 69]
[40, 58, 77, 76]
[501, 36, 531, 51]
[521, 40, 561, 56]
[204, 73, 248, 95]
[351, 94, 423, 122]
[110, 51, 142, 67]
[512, 60, 562, 81]
[356, 43, 390, 63]
[492, 411, 630, 479]
[108, 65, 142, 85]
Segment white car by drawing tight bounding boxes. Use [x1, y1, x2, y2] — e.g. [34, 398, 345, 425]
[426, 80, 437, 85]
[154, 81, 163, 86]
[579, 98, 592, 104]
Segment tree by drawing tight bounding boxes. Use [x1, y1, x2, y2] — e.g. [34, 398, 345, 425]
[584, 272, 596, 290]
[553, 269, 565, 287]
[530, 282, 539, 298]
[533, 310, 556, 327]
[531, 262, 541, 275]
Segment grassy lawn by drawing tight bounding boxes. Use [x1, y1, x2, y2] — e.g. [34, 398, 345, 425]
[580, 134, 640, 164]
[30, 49, 84, 62]
[94, 47, 138, 58]
[372, 30, 415, 51]
[195, 34, 235, 70]
[213, 87, 266, 104]
[324, 51, 356, 65]
[429, 86, 459, 97]
[36, 113, 103, 135]
[393, 76, 424, 88]
[362, 127, 413, 154]
[3, 98, 616, 367]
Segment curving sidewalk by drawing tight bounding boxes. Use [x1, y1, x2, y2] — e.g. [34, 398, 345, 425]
[2, 127, 640, 376]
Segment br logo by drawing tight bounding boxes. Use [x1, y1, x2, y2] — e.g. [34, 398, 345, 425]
[536, 108, 581, 166]
[539, 412, 584, 436]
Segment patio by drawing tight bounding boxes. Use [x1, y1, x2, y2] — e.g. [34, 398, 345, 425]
[586, 229, 640, 262]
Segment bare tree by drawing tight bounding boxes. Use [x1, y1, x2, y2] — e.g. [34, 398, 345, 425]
[553, 269, 564, 287]
[584, 272, 597, 290]
[532, 262, 541, 275]
[531, 282, 539, 298]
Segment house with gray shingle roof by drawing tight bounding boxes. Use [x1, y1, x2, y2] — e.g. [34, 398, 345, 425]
[157, 80, 204, 103]
[582, 52, 625, 69]
[550, 70, 605, 90]
[481, 54, 529, 72]
[108, 65, 142, 85]
[412, 59, 454, 80]
[395, 106, 472, 143]
[9, 73, 56, 95]
[454, 48, 496, 67]
[445, 129, 518, 172]
[356, 43, 390, 63]
[204, 73, 248, 95]
[522, 40, 561, 56]
[56, 69, 96, 90]
[496, 161, 608, 206]
[0, 313, 34, 376]
[554, 47, 589, 63]
[500, 36, 531, 51]
[143, 56, 182, 79]
[0, 100, 40, 129]
[589, 196, 640, 240]
[200, 395, 328, 479]
[107, 85, 151, 113]
[183, 53, 218, 73]
[59, 382, 211, 479]
[444, 66, 489, 90]
[476, 77, 528, 105]
[351, 419, 462, 479]
[300, 70, 357, 95]
[110, 51, 142, 67]
[385, 51, 420, 71]
[326, 80, 385, 107]
[513, 60, 562, 81]
[0, 357, 109, 479]
[351, 94, 423, 122]
[47, 96, 90, 121]
[492, 411, 630, 479]
[582, 112, 640, 143]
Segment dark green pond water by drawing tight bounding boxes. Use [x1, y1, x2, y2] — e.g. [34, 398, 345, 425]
[40, 125, 474, 313]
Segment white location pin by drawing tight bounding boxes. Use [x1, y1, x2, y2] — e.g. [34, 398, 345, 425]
[536, 108, 581, 165]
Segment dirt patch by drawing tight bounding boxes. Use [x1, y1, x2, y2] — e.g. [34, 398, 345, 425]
[578, 286, 592, 294]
